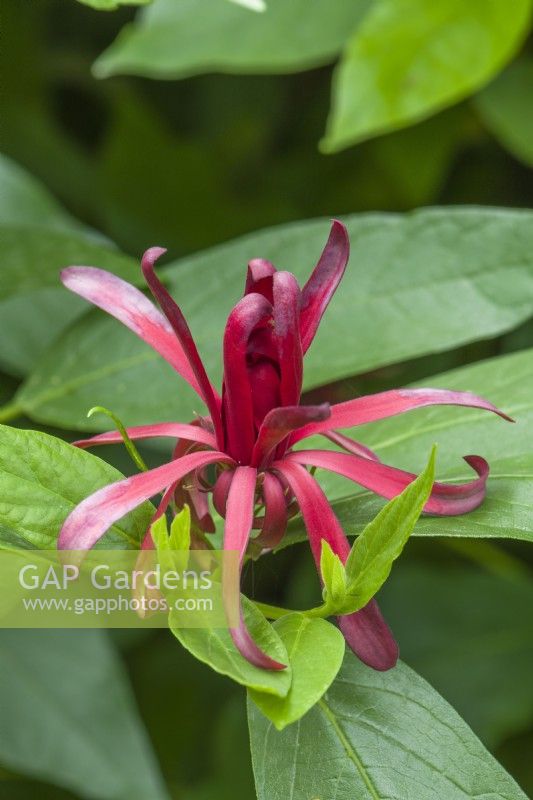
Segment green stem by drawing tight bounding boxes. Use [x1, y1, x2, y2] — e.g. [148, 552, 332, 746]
[87, 406, 149, 472]
[0, 402, 23, 424]
[254, 599, 333, 620]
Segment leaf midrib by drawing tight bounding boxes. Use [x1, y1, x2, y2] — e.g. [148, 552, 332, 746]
[318, 695, 381, 800]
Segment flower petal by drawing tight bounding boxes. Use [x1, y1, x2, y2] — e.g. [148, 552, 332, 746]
[223, 293, 272, 463]
[74, 422, 217, 450]
[254, 472, 288, 550]
[272, 271, 303, 408]
[61, 266, 202, 397]
[58, 450, 231, 552]
[299, 220, 349, 353]
[322, 431, 380, 461]
[291, 387, 512, 444]
[141, 248, 223, 445]
[274, 460, 397, 670]
[251, 403, 330, 467]
[285, 449, 490, 515]
[224, 466, 286, 670]
[245, 258, 276, 299]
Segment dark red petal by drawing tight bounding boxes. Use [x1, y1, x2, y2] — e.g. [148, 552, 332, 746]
[251, 403, 330, 468]
[291, 387, 512, 444]
[141, 248, 224, 446]
[274, 460, 397, 671]
[299, 220, 349, 353]
[338, 602, 399, 672]
[248, 360, 281, 429]
[245, 258, 276, 300]
[223, 293, 272, 463]
[254, 472, 288, 550]
[285, 450, 490, 516]
[272, 271, 303, 407]
[58, 450, 232, 552]
[61, 267, 203, 397]
[213, 469, 233, 518]
[224, 467, 286, 670]
[74, 422, 217, 450]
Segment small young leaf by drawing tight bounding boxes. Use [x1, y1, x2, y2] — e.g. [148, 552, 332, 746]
[169, 506, 191, 552]
[342, 446, 436, 611]
[248, 614, 345, 730]
[170, 596, 291, 697]
[320, 540, 347, 606]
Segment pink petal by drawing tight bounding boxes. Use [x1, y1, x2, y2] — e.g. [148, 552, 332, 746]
[224, 467, 286, 670]
[299, 220, 349, 353]
[285, 450, 490, 515]
[222, 293, 272, 463]
[254, 472, 288, 550]
[272, 271, 303, 407]
[274, 460, 397, 670]
[58, 450, 231, 552]
[291, 387, 512, 444]
[141, 248, 223, 446]
[61, 267, 203, 398]
[251, 404, 330, 468]
[74, 422, 217, 450]
[322, 431, 381, 461]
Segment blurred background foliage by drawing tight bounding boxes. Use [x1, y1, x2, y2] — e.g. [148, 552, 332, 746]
[1, 1, 533, 798]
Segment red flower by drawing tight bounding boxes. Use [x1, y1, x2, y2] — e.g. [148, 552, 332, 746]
[58, 222, 510, 671]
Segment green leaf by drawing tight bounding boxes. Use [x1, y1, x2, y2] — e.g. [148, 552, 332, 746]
[0, 629, 168, 799]
[248, 651, 528, 800]
[170, 595, 291, 697]
[323, 0, 532, 152]
[284, 348, 533, 547]
[11, 208, 533, 430]
[0, 225, 139, 302]
[93, 0, 370, 78]
[0, 153, 82, 231]
[476, 56, 533, 168]
[380, 563, 533, 749]
[320, 541, 347, 605]
[0, 424, 153, 549]
[248, 614, 344, 730]
[342, 446, 435, 609]
[76, 0, 151, 9]
[152, 506, 191, 574]
[0, 155, 102, 376]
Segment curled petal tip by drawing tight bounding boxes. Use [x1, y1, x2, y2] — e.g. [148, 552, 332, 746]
[141, 246, 167, 273]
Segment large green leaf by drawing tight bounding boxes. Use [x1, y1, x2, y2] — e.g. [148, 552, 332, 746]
[0, 153, 81, 231]
[170, 596, 291, 697]
[0, 629, 168, 799]
[10, 208, 533, 430]
[248, 614, 345, 730]
[476, 56, 533, 168]
[284, 348, 533, 547]
[380, 564, 533, 749]
[0, 226, 138, 301]
[248, 652, 528, 799]
[0, 425, 153, 549]
[93, 0, 369, 79]
[322, 0, 532, 152]
[76, 0, 150, 9]
[0, 155, 129, 377]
